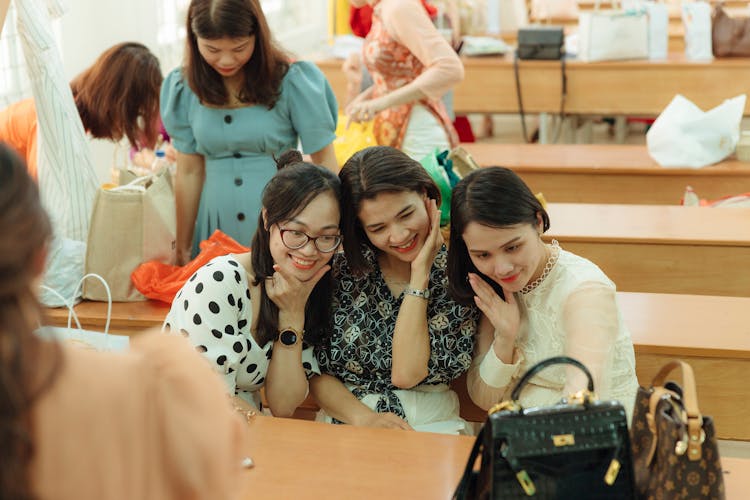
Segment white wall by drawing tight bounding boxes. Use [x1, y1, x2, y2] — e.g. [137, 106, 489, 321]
[58, 0, 160, 80]
[57, 0, 328, 81]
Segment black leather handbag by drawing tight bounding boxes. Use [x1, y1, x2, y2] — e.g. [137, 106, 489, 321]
[453, 356, 635, 499]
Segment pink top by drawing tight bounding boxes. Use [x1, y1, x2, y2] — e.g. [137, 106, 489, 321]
[30, 333, 247, 500]
[364, 0, 463, 148]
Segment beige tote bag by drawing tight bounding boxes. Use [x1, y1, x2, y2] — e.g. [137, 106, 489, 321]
[83, 170, 176, 301]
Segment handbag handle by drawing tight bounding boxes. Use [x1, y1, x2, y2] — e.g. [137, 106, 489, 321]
[650, 360, 704, 459]
[510, 356, 594, 402]
[453, 425, 485, 500]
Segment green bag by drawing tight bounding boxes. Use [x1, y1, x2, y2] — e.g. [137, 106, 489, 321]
[419, 149, 461, 226]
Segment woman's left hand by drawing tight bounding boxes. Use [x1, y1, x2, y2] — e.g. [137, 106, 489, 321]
[410, 198, 443, 284]
[265, 263, 330, 314]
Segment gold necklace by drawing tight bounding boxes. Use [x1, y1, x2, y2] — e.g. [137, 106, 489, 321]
[520, 240, 560, 295]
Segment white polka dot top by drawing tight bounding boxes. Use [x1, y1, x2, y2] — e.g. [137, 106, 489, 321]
[164, 254, 319, 407]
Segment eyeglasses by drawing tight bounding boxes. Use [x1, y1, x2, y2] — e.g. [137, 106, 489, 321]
[278, 227, 342, 253]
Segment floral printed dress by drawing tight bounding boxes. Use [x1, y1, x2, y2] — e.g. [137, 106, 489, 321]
[363, 0, 459, 149]
[317, 246, 478, 427]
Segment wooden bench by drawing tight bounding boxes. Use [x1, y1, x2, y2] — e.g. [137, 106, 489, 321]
[460, 143, 750, 205]
[239, 417, 750, 499]
[45, 290, 750, 439]
[543, 203, 750, 297]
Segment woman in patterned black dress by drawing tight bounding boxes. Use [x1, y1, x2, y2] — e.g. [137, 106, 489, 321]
[164, 151, 342, 418]
[311, 146, 478, 432]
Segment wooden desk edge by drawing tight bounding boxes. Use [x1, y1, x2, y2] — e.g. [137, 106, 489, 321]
[633, 344, 750, 360]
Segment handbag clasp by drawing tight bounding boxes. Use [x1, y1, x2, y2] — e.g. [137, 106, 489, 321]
[604, 459, 621, 485]
[516, 470, 536, 496]
[552, 434, 575, 447]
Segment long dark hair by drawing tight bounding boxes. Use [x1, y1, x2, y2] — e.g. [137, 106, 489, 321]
[0, 143, 59, 499]
[71, 42, 163, 150]
[338, 146, 441, 276]
[184, 0, 289, 107]
[447, 167, 550, 305]
[250, 150, 341, 346]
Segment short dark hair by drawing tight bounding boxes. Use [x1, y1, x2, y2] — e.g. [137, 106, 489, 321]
[71, 42, 162, 149]
[184, 0, 289, 108]
[338, 146, 440, 276]
[447, 166, 550, 305]
[250, 150, 341, 346]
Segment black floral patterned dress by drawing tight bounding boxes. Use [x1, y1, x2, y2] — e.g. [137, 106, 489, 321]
[316, 245, 478, 423]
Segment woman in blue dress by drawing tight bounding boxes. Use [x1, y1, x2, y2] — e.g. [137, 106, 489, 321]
[162, 0, 339, 264]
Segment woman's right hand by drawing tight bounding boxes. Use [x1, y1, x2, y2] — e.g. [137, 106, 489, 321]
[355, 411, 413, 431]
[468, 272, 520, 344]
[265, 263, 330, 316]
[409, 198, 443, 285]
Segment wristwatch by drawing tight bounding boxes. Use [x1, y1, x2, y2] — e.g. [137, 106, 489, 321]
[277, 327, 304, 347]
[404, 286, 430, 300]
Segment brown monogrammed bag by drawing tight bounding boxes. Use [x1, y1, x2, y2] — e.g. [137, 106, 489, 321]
[631, 360, 725, 499]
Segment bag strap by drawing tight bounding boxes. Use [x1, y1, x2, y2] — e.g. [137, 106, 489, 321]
[510, 355, 594, 402]
[651, 360, 704, 460]
[513, 50, 567, 144]
[453, 425, 485, 500]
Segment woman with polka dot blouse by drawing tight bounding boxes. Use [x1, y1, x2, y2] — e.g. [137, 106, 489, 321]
[311, 146, 478, 433]
[164, 150, 342, 417]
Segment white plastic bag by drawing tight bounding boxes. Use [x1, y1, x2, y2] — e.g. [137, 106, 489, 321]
[647, 94, 747, 168]
[682, 1, 713, 61]
[38, 235, 86, 307]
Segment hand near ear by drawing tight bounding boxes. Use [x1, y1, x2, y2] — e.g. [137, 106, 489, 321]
[410, 198, 443, 285]
[468, 272, 520, 346]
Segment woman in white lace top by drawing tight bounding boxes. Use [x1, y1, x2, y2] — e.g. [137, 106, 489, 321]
[446, 167, 638, 418]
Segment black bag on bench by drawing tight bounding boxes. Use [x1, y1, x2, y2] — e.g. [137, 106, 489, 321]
[453, 356, 635, 499]
[517, 27, 564, 60]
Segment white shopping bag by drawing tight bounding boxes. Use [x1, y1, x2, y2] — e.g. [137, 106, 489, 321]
[578, 3, 649, 62]
[682, 1, 713, 61]
[645, 1, 669, 60]
[37, 274, 130, 352]
[646, 94, 746, 168]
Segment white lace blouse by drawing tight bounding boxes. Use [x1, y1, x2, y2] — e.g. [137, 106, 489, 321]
[467, 246, 639, 419]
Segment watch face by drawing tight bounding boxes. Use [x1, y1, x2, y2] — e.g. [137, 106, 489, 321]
[279, 329, 298, 346]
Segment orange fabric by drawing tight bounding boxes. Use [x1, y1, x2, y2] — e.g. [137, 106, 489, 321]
[31, 333, 247, 500]
[132, 230, 250, 304]
[0, 98, 38, 179]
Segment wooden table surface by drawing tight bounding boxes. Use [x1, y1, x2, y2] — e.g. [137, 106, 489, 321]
[316, 53, 750, 116]
[239, 416, 749, 499]
[546, 203, 750, 246]
[460, 143, 750, 204]
[544, 203, 750, 296]
[622, 292, 750, 360]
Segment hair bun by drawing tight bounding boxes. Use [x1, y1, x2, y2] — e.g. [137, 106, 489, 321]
[275, 150, 304, 170]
